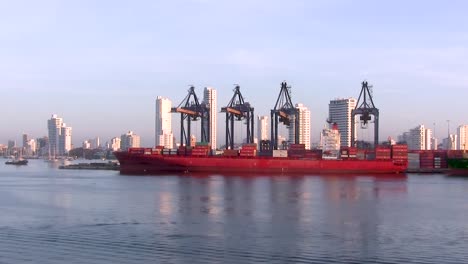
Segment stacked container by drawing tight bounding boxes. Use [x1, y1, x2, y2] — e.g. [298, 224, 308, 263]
[151, 145, 164, 155]
[339, 146, 357, 159]
[273, 150, 288, 157]
[223, 149, 239, 157]
[305, 149, 322, 159]
[162, 148, 178, 155]
[178, 146, 192, 156]
[407, 152, 420, 169]
[240, 143, 257, 157]
[375, 145, 391, 160]
[391, 144, 408, 162]
[448, 150, 464, 159]
[288, 144, 306, 158]
[357, 149, 366, 160]
[192, 143, 211, 156]
[419, 151, 434, 169]
[128, 148, 145, 154]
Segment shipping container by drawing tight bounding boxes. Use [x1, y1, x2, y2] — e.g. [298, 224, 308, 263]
[273, 150, 288, 158]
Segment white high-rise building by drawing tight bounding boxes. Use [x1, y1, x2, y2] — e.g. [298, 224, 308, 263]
[406, 125, 432, 150]
[83, 140, 91, 149]
[120, 131, 141, 151]
[110, 137, 121, 151]
[294, 103, 311, 149]
[59, 124, 72, 155]
[204, 87, 217, 150]
[47, 114, 63, 157]
[457, 125, 468, 150]
[155, 96, 174, 148]
[257, 116, 268, 141]
[328, 98, 357, 147]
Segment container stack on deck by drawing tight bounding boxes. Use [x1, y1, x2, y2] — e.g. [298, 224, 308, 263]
[240, 144, 257, 157]
[391, 144, 408, 163]
[192, 143, 210, 156]
[406, 149, 449, 172]
[305, 149, 322, 159]
[288, 144, 306, 158]
[340, 147, 357, 160]
[376, 145, 391, 160]
[272, 149, 288, 158]
[223, 149, 239, 157]
[178, 146, 192, 156]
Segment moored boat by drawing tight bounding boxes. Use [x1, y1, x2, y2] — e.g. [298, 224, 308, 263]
[5, 158, 28, 165]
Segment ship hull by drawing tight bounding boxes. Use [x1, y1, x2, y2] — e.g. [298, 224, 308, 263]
[115, 152, 407, 175]
[447, 158, 468, 176]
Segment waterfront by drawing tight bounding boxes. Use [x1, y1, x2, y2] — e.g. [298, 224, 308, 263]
[1, 160, 468, 263]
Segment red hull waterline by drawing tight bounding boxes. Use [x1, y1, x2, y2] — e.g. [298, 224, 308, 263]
[115, 152, 407, 175]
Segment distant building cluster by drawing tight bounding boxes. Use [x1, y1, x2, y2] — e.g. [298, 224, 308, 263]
[398, 125, 434, 150]
[1, 85, 467, 156]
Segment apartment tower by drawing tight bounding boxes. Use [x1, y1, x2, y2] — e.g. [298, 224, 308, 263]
[155, 96, 174, 148]
[328, 98, 357, 147]
[290, 103, 311, 149]
[257, 116, 269, 142]
[203, 87, 217, 150]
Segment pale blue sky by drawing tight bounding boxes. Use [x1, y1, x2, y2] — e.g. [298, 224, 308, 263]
[1, 0, 467, 147]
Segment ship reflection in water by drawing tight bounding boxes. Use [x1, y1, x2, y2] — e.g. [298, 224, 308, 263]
[1, 161, 467, 263]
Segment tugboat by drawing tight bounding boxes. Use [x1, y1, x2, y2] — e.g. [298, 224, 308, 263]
[5, 158, 28, 165]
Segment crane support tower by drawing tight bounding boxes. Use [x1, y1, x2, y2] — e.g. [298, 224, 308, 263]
[221, 85, 254, 149]
[171, 86, 209, 147]
[270, 81, 299, 150]
[351, 81, 379, 147]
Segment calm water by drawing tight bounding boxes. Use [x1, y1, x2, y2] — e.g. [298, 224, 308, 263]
[1, 160, 468, 264]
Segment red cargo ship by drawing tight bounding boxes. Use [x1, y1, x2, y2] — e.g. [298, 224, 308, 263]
[114, 144, 408, 175]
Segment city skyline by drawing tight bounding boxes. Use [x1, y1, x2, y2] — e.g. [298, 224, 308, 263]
[1, 1, 467, 146]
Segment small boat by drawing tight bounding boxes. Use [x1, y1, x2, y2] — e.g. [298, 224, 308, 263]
[5, 158, 28, 165]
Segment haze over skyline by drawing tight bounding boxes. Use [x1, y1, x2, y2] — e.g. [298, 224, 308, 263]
[1, 0, 467, 146]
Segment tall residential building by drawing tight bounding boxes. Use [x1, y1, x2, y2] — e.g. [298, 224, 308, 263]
[120, 131, 141, 151]
[47, 114, 63, 157]
[82, 140, 91, 149]
[155, 96, 174, 148]
[405, 125, 432, 150]
[25, 139, 36, 156]
[203, 87, 217, 150]
[91, 137, 100, 149]
[59, 124, 72, 155]
[457, 125, 468, 150]
[7, 140, 16, 149]
[293, 103, 311, 149]
[257, 116, 269, 141]
[443, 134, 458, 150]
[328, 98, 357, 147]
[109, 137, 121, 151]
[22, 134, 28, 148]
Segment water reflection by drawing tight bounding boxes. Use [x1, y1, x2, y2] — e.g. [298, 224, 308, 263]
[4, 164, 468, 263]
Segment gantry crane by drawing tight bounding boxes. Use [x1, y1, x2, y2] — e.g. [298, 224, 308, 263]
[171, 86, 209, 147]
[270, 81, 299, 150]
[221, 85, 254, 149]
[351, 81, 379, 147]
